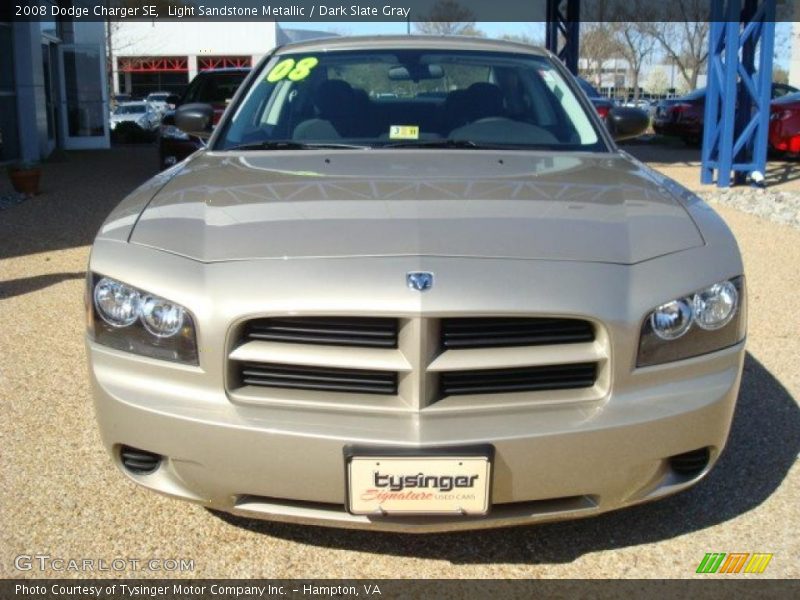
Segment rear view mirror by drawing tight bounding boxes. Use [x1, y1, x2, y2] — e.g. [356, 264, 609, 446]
[175, 103, 214, 139]
[388, 64, 444, 81]
[609, 106, 650, 141]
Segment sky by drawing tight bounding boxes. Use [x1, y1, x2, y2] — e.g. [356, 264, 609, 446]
[282, 21, 792, 70]
[283, 21, 545, 39]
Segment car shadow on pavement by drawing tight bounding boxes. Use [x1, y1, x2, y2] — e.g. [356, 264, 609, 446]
[0, 272, 85, 299]
[212, 352, 800, 564]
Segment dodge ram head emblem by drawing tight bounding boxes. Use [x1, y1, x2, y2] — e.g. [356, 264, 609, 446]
[406, 271, 434, 292]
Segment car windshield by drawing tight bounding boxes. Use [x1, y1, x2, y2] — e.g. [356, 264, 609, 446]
[115, 105, 146, 114]
[148, 94, 169, 101]
[217, 49, 604, 151]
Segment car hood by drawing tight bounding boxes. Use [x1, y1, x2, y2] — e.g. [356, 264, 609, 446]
[129, 151, 704, 264]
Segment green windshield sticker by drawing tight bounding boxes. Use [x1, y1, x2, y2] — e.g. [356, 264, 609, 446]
[266, 57, 319, 83]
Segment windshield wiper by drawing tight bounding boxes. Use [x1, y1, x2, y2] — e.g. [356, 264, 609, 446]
[225, 140, 370, 151]
[381, 139, 495, 149]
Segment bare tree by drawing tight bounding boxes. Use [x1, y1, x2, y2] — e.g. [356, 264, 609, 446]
[646, 0, 710, 91]
[578, 22, 622, 88]
[613, 26, 657, 100]
[413, 0, 483, 37]
[498, 27, 544, 47]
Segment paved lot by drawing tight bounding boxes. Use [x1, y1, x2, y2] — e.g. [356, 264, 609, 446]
[1, 146, 798, 578]
[622, 136, 800, 192]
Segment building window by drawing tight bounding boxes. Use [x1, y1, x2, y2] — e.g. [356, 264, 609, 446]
[0, 22, 19, 162]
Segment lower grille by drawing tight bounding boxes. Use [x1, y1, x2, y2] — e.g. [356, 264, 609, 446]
[669, 448, 710, 476]
[440, 363, 597, 396]
[240, 363, 397, 395]
[246, 317, 398, 348]
[120, 446, 161, 475]
[441, 317, 594, 349]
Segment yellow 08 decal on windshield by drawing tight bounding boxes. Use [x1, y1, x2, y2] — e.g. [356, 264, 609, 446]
[266, 57, 319, 83]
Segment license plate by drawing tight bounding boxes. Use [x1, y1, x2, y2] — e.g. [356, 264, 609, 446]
[346, 452, 492, 516]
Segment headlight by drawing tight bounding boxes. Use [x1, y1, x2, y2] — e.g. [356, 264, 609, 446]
[650, 298, 693, 340]
[94, 277, 141, 327]
[160, 124, 190, 140]
[637, 276, 745, 367]
[88, 274, 198, 365]
[140, 295, 185, 337]
[693, 281, 738, 330]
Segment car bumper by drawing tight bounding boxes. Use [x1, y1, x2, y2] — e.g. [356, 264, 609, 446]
[652, 120, 701, 139]
[89, 337, 744, 533]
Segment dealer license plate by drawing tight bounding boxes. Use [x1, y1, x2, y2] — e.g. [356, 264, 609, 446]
[347, 455, 491, 516]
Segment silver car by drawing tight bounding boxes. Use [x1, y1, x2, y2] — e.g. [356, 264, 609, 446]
[109, 101, 160, 132]
[87, 37, 745, 532]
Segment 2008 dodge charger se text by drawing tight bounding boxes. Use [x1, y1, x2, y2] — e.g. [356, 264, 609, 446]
[86, 37, 746, 532]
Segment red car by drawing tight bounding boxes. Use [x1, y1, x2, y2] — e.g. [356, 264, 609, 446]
[654, 83, 798, 146]
[769, 91, 800, 154]
[159, 68, 251, 170]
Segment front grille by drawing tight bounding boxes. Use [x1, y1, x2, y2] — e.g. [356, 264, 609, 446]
[229, 315, 606, 408]
[440, 363, 597, 396]
[240, 362, 397, 395]
[245, 317, 398, 348]
[441, 317, 594, 349]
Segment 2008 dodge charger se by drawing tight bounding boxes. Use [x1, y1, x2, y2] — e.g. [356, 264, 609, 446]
[86, 37, 745, 532]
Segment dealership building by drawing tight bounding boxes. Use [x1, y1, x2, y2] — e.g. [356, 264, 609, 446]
[111, 22, 333, 98]
[0, 12, 330, 164]
[1, 13, 109, 162]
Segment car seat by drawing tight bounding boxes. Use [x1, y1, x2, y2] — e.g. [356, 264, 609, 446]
[293, 79, 359, 139]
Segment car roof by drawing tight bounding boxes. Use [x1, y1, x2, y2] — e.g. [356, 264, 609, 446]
[118, 101, 147, 106]
[274, 35, 550, 57]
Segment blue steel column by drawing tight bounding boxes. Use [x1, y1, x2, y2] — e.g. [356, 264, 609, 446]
[701, 0, 777, 187]
[546, 0, 580, 74]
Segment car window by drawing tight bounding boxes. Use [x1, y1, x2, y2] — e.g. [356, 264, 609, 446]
[772, 84, 798, 99]
[219, 50, 604, 151]
[183, 71, 249, 104]
[115, 105, 146, 114]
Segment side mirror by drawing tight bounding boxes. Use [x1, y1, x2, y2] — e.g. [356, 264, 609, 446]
[609, 106, 650, 141]
[175, 103, 214, 138]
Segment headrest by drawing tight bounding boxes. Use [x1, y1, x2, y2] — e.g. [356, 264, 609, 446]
[313, 79, 356, 117]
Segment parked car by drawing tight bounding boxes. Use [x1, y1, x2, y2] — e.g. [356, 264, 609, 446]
[576, 77, 649, 139]
[109, 101, 160, 132]
[769, 91, 800, 153]
[146, 91, 175, 116]
[623, 98, 650, 111]
[653, 83, 798, 145]
[88, 36, 744, 532]
[158, 68, 250, 169]
[576, 77, 614, 121]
